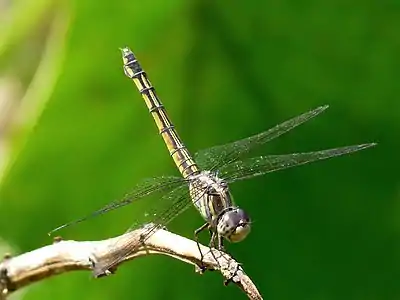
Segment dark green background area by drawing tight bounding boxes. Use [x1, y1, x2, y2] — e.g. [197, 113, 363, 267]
[0, 1, 399, 299]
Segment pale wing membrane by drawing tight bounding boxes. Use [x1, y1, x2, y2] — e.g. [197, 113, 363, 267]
[220, 143, 376, 183]
[48, 176, 185, 235]
[195, 105, 329, 171]
[93, 183, 209, 276]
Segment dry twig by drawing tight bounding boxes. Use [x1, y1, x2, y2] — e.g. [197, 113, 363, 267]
[0, 227, 262, 300]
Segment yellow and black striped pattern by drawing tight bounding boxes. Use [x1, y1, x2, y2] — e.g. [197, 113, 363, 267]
[121, 47, 199, 179]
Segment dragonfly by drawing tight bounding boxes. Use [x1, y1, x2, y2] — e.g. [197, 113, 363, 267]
[49, 47, 376, 276]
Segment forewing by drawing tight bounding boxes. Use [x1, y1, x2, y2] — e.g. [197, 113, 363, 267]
[195, 105, 329, 171]
[92, 181, 209, 276]
[48, 176, 185, 235]
[219, 143, 376, 183]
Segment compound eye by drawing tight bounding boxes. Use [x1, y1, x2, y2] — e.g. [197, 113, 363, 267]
[217, 208, 251, 242]
[229, 223, 251, 243]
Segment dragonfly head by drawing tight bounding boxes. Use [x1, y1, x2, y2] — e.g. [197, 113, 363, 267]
[217, 207, 251, 243]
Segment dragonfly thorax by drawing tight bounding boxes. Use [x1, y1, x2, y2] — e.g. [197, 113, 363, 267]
[189, 171, 232, 221]
[188, 171, 251, 242]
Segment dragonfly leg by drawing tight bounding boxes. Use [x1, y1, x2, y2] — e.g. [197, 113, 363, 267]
[194, 223, 209, 272]
[206, 232, 224, 270]
[209, 231, 218, 248]
[209, 231, 216, 256]
[217, 235, 225, 252]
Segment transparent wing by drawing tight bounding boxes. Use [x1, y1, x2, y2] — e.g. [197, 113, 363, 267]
[48, 176, 185, 235]
[93, 182, 209, 276]
[219, 143, 376, 183]
[195, 105, 329, 171]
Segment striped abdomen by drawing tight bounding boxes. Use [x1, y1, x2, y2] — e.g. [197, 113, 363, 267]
[120, 47, 199, 179]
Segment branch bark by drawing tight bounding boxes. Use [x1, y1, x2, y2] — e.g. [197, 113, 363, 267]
[0, 227, 262, 300]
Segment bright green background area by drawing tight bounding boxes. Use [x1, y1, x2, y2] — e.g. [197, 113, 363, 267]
[0, 0, 399, 299]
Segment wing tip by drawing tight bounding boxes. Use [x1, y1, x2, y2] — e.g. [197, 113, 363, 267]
[307, 104, 329, 117]
[317, 104, 330, 111]
[359, 142, 377, 149]
[47, 224, 65, 236]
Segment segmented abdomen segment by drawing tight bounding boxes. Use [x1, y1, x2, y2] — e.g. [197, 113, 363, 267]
[121, 48, 199, 178]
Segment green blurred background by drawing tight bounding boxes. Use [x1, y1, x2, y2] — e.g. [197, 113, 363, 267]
[0, 0, 398, 299]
